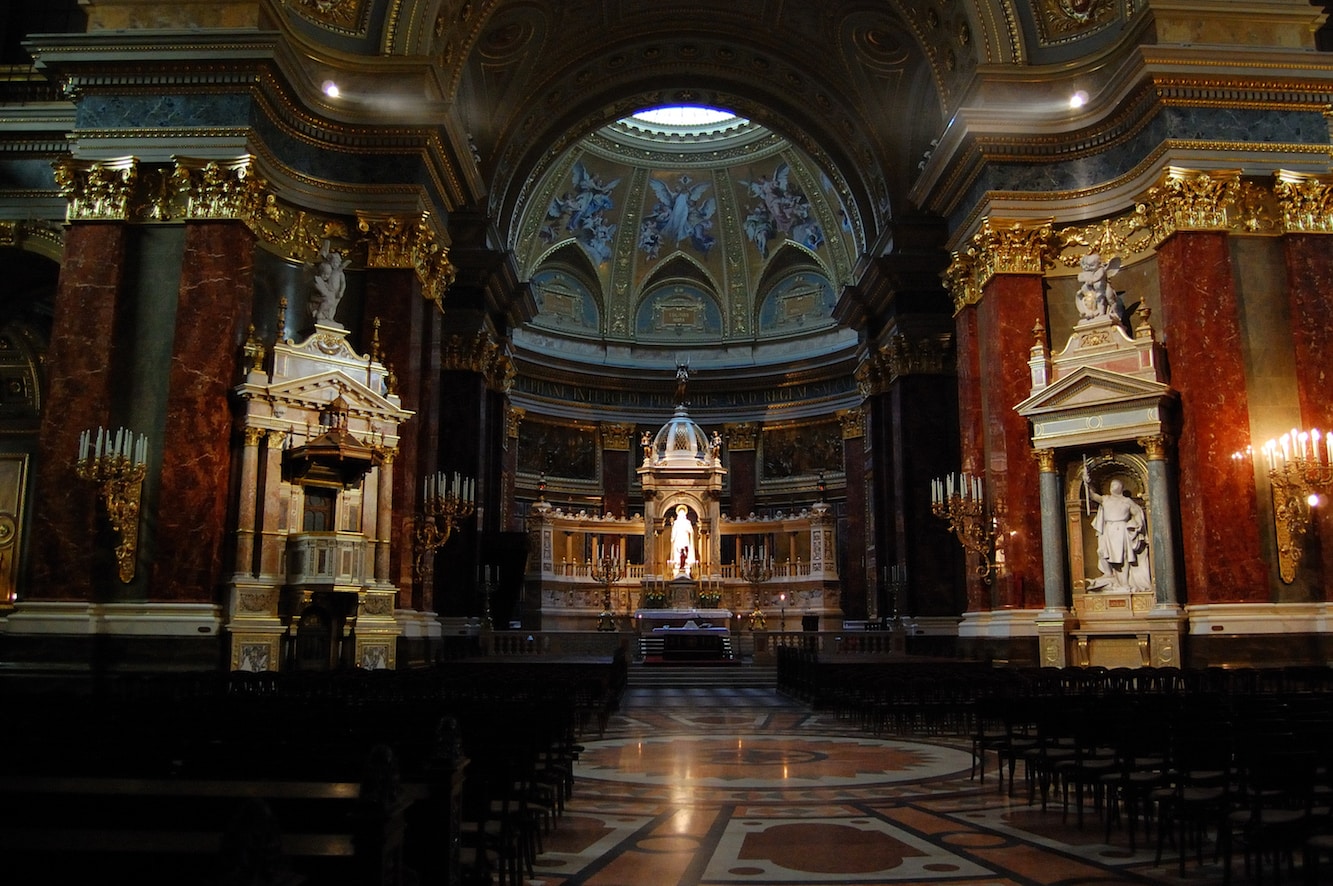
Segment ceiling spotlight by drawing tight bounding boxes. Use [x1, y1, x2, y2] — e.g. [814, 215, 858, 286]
[1069, 90, 1089, 110]
[322, 81, 341, 99]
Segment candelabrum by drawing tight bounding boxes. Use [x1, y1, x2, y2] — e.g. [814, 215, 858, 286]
[76, 426, 149, 583]
[590, 553, 626, 632]
[930, 472, 998, 582]
[884, 563, 907, 624]
[1262, 428, 1333, 583]
[413, 471, 476, 581]
[738, 550, 773, 630]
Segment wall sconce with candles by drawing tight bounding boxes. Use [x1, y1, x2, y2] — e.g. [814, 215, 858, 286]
[931, 472, 998, 582]
[1261, 428, 1333, 583]
[413, 471, 475, 581]
[76, 426, 149, 583]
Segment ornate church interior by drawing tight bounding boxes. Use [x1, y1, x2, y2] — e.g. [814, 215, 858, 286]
[3, 0, 1333, 882]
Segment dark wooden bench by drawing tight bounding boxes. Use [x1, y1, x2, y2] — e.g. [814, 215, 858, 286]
[0, 747, 426, 886]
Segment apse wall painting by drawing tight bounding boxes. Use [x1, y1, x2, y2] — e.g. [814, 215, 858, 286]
[634, 284, 723, 340]
[540, 161, 622, 265]
[757, 273, 837, 336]
[638, 173, 717, 260]
[739, 163, 826, 258]
[531, 269, 600, 332]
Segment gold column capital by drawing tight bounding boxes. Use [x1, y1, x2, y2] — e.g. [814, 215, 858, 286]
[837, 408, 865, 441]
[601, 423, 635, 451]
[1139, 166, 1242, 240]
[357, 212, 458, 314]
[725, 423, 758, 451]
[945, 218, 1060, 312]
[1274, 171, 1333, 234]
[507, 406, 526, 439]
[1137, 434, 1172, 461]
[242, 427, 265, 447]
[1033, 448, 1057, 473]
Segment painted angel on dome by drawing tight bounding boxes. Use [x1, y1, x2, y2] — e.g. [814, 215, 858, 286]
[740, 162, 824, 258]
[541, 160, 621, 264]
[639, 174, 716, 260]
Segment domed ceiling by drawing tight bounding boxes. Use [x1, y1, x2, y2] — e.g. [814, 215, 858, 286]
[511, 108, 860, 364]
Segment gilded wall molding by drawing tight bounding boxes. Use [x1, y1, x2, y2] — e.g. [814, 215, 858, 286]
[357, 213, 458, 314]
[507, 406, 525, 439]
[441, 330, 514, 393]
[0, 219, 63, 262]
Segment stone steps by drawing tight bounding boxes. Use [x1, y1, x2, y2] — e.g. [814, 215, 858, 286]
[627, 662, 777, 688]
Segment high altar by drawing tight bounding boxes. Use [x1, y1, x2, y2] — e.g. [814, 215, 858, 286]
[525, 388, 840, 652]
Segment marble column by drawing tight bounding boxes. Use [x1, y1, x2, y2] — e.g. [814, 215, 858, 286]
[376, 454, 395, 585]
[976, 274, 1045, 610]
[1034, 449, 1068, 613]
[150, 222, 254, 601]
[363, 268, 430, 607]
[600, 423, 632, 519]
[258, 432, 285, 579]
[1139, 435, 1181, 608]
[1155, 230, 1266, 602]
[953, 303, 987, 612]
[28, 223, 130, 600]
[838, 409, 868, 620]
[233, 427, 263, 576]
[725, 424, 758, 518]
[1281, 232, 1333, 595]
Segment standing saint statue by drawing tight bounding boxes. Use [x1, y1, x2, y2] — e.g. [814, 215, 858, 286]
[1082, 464, 1151, 591]
[670, 504, 696, 578]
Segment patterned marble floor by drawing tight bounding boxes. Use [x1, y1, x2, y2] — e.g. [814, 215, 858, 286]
[522, 687, 1238, 886]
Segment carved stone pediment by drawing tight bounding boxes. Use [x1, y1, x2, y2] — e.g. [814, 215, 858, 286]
[1016, 366, 1177, 449]
[258, 370, 410, 421]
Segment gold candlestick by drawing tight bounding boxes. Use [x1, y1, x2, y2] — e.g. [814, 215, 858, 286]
[590, 554, 626, 631]
[76, 426, 149, 583]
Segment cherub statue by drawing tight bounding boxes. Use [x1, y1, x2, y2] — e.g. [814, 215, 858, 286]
[309, 240, 347, 325]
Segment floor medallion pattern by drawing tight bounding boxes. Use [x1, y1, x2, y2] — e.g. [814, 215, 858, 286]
[524, 686, 1234, 885]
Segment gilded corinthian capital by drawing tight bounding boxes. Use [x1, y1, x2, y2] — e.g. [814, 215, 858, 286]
[944, 218, 1060, 312]
[1139, 167, 1241, 239]
[1274, 172, 1333, 234]
[357, 213, 459, 313]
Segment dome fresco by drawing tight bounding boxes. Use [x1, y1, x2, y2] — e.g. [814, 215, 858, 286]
[516, 113, 858, 353]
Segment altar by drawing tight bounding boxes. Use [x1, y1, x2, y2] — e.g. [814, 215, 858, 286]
[635, 611, 735, 662]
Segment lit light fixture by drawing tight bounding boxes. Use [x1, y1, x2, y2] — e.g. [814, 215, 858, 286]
[1069, 90, 1089, 109]
[1261, 428, 1333, 582]
[322, 81, 341, 98]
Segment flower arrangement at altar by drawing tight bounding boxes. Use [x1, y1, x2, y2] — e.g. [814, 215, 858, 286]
[696, 589, 722, 608]
[643, 588, 669, 609]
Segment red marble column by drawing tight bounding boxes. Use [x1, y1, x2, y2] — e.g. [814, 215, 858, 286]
[891, 373, 962, 618]
[1156, 231, 1266, 602]
[363, 269, 428, 609]
[953, 303, 988, 611]
[840, 425, 868, 620]
[1283, 234, 1333, 432]
[1282, 233, 1333, 595]
[727, 438, 757, 519]
[27, 223, 130, 600]
[601, 443, 629, 518]
[976, 275, 1045, 609]
[149, 222, 255, 601]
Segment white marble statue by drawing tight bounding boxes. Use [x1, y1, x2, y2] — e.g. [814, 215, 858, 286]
[309, 240, 347, 325]
[1075, 252, 1121, 323]
[670, 504, 696, 578]
[1083, 465, 1151, 592]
